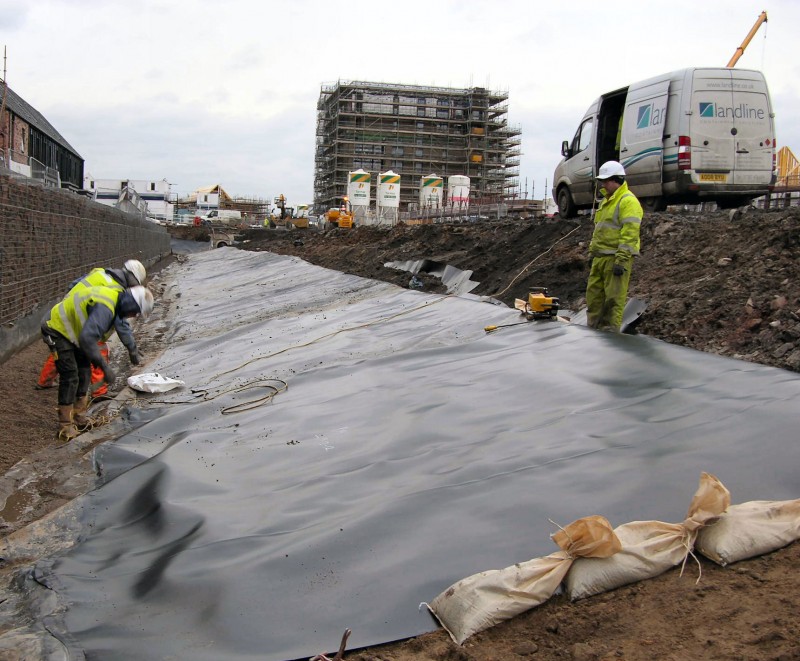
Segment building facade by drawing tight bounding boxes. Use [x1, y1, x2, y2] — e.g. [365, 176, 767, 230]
[85, 177, 175, 221]
[0, 85, 84, 189]
[314, 81, 521, 213]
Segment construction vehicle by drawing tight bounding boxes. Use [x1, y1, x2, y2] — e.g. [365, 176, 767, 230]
[324, 197, 354, 229]
[727, 11, 767, 68]
[266, 196, 308, 229]
[201, 209, 242, 225]
[266, 195, 308, 229]
[267, 195, 289, 229]
[285, 203, 310, 229]
[554, 67, 776, 215]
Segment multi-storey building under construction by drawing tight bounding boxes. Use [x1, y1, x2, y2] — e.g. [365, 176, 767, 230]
[314, 81, 521, 213]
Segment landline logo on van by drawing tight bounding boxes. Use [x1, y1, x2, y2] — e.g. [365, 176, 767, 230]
[636, 103, 665, 129]
[699, 102, 765, 120]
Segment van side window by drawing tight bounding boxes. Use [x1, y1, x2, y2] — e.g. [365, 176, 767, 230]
[574, 118, 593, 154]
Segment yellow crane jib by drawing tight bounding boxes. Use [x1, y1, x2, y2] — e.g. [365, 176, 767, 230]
[727, 10, 767, 68]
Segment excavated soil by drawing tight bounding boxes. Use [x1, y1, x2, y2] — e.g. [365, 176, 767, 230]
[2, 207, 800, 660]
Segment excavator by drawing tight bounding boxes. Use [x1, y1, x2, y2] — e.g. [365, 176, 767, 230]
[266, 195, 287, 229]
[727, 10, 767, 67]
[269, 195, 309, 229]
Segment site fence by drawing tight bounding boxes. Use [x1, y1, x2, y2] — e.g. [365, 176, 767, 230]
[1, 149, 61, 188]
[755, 188, 800, 210]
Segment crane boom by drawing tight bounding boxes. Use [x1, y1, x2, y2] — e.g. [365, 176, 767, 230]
[727, 10, 768, 67]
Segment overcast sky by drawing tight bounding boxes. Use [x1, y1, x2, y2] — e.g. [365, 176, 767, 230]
[2, 0, 798, 205]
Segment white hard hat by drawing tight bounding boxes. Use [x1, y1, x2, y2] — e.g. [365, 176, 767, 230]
[130, 286, 154, 319]
[596, 161, 626, 179]
[124, 259, 147, 285]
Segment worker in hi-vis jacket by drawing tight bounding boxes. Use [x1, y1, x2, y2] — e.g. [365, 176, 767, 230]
[41, 285, 153, 442]
[586, 161, 644, 331]
[36, 260, 148, 394]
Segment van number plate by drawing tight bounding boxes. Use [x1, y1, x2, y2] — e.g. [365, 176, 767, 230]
[699, 173, 728, 182]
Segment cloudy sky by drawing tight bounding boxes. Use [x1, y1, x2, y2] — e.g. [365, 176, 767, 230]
[2, 0, 798, 205]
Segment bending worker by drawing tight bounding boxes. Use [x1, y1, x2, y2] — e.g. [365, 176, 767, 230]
[36, 259, 148, 391]
[41, 284, 154, 442]
[586, 161, 644, 331]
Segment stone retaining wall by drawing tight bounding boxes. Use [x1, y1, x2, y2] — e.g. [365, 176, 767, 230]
[0, 173, 171, 363]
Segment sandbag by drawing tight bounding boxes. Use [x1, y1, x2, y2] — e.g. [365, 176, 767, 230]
[428, 515, 621, 645]
[565, 472, 730, 601]
[695, 499, 800, 566]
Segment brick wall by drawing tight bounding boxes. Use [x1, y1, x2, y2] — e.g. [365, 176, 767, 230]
[0, 173, 171, 363]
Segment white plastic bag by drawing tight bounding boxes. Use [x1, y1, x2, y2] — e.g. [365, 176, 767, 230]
[127, 372, 185, 393]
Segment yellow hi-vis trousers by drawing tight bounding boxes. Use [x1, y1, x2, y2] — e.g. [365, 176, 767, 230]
[586, 255, 632, 331]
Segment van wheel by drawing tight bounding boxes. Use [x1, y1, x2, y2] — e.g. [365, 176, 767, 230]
[216, 241, 227, 248]
[557, 187, 576, 219]
[642, 196, 667, 212]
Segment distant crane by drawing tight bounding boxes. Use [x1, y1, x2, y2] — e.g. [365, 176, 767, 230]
[727, 10, 768, 67]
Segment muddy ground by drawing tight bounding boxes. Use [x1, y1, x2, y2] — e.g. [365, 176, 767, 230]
[1, 207, 799, 660]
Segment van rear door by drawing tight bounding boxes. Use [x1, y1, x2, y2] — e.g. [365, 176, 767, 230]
[620, 80, 669, 196]
[730, 70, 774, 185]
[689, 69, 773, 186]
[690, 70, 736, 181]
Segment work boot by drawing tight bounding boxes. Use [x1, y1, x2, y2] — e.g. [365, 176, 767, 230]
[72, 395, 96, 431]
[57, 405, 80, 442]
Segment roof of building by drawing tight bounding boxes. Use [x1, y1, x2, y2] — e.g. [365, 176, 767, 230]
[1, 83, 82, 157]
[190, 184, 232, 202]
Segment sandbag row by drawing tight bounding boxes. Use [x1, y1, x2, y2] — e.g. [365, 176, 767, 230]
[428, 472, 800, 645]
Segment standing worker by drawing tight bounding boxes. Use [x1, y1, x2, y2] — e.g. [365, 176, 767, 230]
[41, 284, 154, 442]
[586, 161, 644, 331]
[36, 260, 148, 392]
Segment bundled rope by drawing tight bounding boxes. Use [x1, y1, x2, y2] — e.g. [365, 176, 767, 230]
[148, 296, 453, 414]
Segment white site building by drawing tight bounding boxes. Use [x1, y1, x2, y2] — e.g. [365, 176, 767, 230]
[84, 176, 175, 221]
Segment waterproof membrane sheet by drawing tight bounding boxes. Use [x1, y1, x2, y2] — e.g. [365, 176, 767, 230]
[41, 249, 800, 660]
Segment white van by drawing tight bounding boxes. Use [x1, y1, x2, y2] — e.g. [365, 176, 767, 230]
[552, 67, 776, 216]
[202, 209, 243, 225]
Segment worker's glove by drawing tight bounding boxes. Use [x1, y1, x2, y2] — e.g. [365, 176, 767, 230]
[128, 348, 142, 366]
[612, 263, 625, 277]
[102, 364, 116, 385]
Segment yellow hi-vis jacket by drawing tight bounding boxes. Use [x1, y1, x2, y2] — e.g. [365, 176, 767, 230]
[589, 181, 643, 266]
[44, 284, 121, 347]
[76, 267, 124, 291]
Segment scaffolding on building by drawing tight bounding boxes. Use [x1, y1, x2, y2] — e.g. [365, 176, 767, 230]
[314, 80, 521, 213]
[175, 185, 271, 223]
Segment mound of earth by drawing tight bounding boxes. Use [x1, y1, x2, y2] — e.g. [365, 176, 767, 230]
[1, 208, 799, 661]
